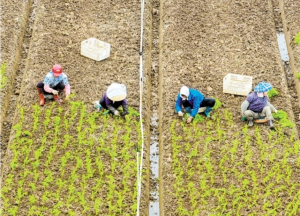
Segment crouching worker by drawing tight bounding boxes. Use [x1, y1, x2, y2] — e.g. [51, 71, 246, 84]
[94, 83, 129, 116]
[175, 86, 215, 123]
[241, 82, 277, 129]
[36, 64, 70, 105]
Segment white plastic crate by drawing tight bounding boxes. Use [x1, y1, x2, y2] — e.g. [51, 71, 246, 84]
[223, 73, 253, 96]
[81, 38, 110, 61]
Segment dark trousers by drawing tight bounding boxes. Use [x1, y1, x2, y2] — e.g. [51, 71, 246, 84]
[182, 98, 215, 109]
[99, 97, 123, 111]
[36, 81, 65, 95]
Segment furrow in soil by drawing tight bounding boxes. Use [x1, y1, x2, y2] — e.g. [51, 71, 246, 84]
[1, 0, 37, 168]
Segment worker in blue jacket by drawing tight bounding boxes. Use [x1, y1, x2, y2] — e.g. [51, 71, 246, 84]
[175, 86, 215, 123]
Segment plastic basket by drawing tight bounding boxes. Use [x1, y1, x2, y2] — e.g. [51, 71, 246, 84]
[81, 38, 110, 61]
[223, 73, 253, 96]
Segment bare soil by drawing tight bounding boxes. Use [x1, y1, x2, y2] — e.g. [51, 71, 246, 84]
[159, 0, 299, 214]
[0, 0, 31, 124]
[1, 0, 152, 215]
[1, 0, 300, 215]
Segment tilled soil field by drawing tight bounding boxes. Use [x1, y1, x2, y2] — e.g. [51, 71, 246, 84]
[0, 0, 34, 161]
[1, 0, 152, 215]
[282, 0, 300, 74]
[0, 0, 31, 121]
[1, 0, 300, 215]
[281, 0, 300, 123]
[159, 0, 300, 215]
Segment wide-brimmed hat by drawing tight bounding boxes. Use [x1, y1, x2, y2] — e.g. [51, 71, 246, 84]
[254, 82, 272, 93]
[107, 83, 127, 101]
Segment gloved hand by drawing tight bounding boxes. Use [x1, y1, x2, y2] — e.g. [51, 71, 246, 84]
[178, 111, 184, 117]
[121, 111, 128, 116]
[241, 116, 247, 121]
[114, 110, 120, 116]
[122, 104, 129, 116]
[274, 109, 278, 114]
[52, 90, 59, 95]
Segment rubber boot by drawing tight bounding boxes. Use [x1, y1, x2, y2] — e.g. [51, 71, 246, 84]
[53, 94, 63, 103]
[37, 87, 45, 106]
[204, 107, 212, 117]
[269, 120, 275, 130]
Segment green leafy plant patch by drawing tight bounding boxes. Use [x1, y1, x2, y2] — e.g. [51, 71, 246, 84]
[169, 108, 299, 215]
[1, 102, 142, 215]
[1, 63, 8, 89]
[267, 88, 279, 99]
[297, 72, 300, 80]
[212, 98, 222, 110]
[295, 31, 300, 45]
[273, 110, 294, 128]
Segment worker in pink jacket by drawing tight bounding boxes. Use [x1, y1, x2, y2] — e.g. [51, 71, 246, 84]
[36, 64, 70, 105]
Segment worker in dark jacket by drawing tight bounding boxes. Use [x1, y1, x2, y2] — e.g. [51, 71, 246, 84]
[94, 83, 129, 116]
[175, 86, 215, 123]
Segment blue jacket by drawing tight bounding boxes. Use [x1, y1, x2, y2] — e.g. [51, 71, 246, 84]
[175, 89, 204, 117]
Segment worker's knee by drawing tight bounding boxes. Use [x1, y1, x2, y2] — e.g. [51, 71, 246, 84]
[244, 110, 252, 116]
[36, 82, 44, 88]
[202, 98, 215, 108]
[244, 110, 254, 118]
[55, 81, 66, 90]
[263, 106, 271, 112]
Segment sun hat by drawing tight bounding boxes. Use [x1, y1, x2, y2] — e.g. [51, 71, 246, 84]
[254, 82, 272, 93]
[106, 83, 127, 101]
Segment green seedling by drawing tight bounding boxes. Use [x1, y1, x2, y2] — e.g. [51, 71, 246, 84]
[279, 118, 294, 128]
[103, 110, 110, 115]
[128, 107, 139, 116]
[194, 114, 205, 123]
[273, 110, 294, 128]
[295, 31, 300, 45]
[67, 92, 76, 100]
[0, 63, 8, 89]
[273, 110, 288, 120]
[212, 98, 222, 110]
[267, 88, 279, 99]
[297, 72, 300, 80]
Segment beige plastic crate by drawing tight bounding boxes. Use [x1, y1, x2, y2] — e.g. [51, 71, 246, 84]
[223, 73, 253, 96]
[81, 38, 110, 61]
